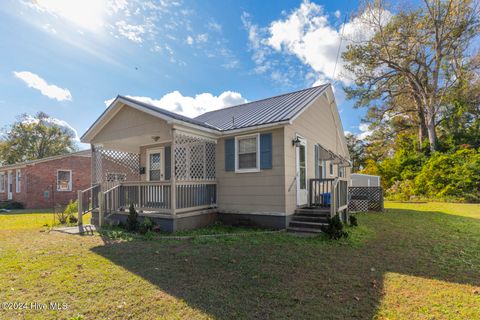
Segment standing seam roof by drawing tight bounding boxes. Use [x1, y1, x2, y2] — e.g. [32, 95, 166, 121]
[194, 84, 329, 131]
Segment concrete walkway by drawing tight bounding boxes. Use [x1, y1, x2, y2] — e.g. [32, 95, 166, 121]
[51, 224, 96, 235]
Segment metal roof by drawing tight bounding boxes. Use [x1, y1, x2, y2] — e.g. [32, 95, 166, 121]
[194, 84, 329, 131]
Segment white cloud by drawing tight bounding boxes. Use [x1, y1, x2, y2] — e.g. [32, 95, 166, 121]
[244, 0, 391, 85]
[196, 33, 208, 43]
[27, 0, 105, 31]
[42, 23, 57, 34]
[13, 71, 72, 102]
[186, 35, 194, 45]
[115, 20, 145, 43]
[334, 10, 341, 19]
[106, 90, 248, 118]
[23, 115, 80, 142]
[357, 123, 373, 140]
[208, 22, 222, 32]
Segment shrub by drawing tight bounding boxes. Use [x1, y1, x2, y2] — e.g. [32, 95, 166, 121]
[349, 215, 358, 227]
[0, 201, 24, 210]
[64, 200, 78, 224]
[126, 204, 139, 231]
[139, 217, 154, 234]
[414, 148, 480, 201]
[55, 204, 68, 224]
[321, 214, 348, 240]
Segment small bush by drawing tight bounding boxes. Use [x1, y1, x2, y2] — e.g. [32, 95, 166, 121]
[64, 200, 78, 224]
[126, 204, 139, 231]
[0, 201, 24, 210]
[139, 217, 154, 234]
[349, 215, 358, 227]
[321, 214, 348, 240]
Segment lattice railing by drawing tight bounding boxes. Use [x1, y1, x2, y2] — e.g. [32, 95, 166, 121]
[173, 132, 216, 181]
[92, 145, 140, 186]
[348, 186, 384, 212]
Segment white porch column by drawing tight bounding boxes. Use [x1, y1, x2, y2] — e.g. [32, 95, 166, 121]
[171, 129, 177, 216]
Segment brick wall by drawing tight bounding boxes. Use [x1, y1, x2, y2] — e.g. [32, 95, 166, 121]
[0, 155, 91, 209]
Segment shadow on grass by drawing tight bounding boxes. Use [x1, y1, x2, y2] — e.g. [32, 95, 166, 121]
[90, 209, 480, 319]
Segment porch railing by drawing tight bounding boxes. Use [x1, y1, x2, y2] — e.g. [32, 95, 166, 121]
[331, 178, 348, 218]
[176, 181, 217, 213]
[309, 178, 348, 218]
[99, 181, 217, 216]
[77, 184, 100, 225]
[309, 178, 335, 208]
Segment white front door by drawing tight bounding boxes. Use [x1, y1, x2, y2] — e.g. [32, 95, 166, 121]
[296, 136, 307, 206]
[147, 148, 165, 181]
[7, 171, 13, 200]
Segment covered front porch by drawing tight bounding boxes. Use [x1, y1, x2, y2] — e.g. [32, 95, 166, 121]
[79, 127, 218, 229]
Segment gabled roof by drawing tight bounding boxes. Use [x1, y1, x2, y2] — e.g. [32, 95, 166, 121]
[81, 84, 331, 142]
[118, 96, 221, 131]
[194, 84, 329, 131]
[0, 150, 91, 171]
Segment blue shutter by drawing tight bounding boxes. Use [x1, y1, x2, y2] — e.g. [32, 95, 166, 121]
[225, 138, 235, 171]
[260, 133, 272, 169]
[314, 144, 320, 178]
[164, 146, 171, 180]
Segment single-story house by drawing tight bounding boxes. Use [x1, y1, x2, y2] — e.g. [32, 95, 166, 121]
[350, 173, 381, 187]
[0, 151, 91, 209]
[80, 84, 351, 232]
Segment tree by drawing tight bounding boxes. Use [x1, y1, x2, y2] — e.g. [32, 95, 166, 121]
[0, 112, 76, 165]
[345, 133, 366, 171]
[343, 0, 480, 152]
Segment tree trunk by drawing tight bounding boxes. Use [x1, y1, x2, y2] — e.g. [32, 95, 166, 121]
[426, 116, 438, 152]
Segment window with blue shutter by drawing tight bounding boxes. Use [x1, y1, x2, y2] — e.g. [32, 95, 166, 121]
[260, 133, 272, 169]
[225, 138, 235, 171]
[164, 146, 171, 180]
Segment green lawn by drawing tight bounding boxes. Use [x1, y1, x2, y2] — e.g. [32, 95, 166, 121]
[0, 202, 479, 319]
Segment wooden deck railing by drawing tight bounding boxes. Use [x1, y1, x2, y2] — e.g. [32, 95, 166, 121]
[309, 178, 335, 208]
[93, 180, 217, 219]
[77, 184, 100, 225]
[331, 178, 348, 218]
[309, 178, 348, 218]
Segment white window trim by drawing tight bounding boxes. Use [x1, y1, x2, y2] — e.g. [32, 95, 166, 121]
[235, 133, 260, 173]
[57, 169, 72, 192]
[146, 147, 165, 181]
[0, 173, 4, 193]
[15, 169, 21, 193]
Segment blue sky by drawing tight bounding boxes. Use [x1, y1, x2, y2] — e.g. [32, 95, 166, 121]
[0, 0, 369, 148]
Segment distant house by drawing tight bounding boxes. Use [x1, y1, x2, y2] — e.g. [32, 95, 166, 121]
[0, 151, 91, 209]
[80, 84, 351, 232]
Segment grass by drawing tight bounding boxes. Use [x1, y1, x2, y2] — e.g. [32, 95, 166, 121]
[0, 202, 479, 319]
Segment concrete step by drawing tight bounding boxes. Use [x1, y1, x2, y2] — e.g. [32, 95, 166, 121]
[289, 221, 327, 229]
[291, 215, 329, 223]
[287, 226, 324, 234]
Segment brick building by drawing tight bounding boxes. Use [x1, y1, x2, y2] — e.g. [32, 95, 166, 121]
[0, 150, 91, 209]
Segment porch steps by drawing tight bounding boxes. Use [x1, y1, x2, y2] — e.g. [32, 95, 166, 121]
[287, 207, 330, 234]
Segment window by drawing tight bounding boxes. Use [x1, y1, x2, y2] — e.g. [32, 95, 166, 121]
[57, 170, 72, 191]
[329, 163, 334, 175]
[299, 143, 306, 189]
[0, 173, 4, 193]
[15, 169, 21, 193]
[106, 173, 127, 182]
[235, 134, 259, 172]
[339, 167, 345, 178]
